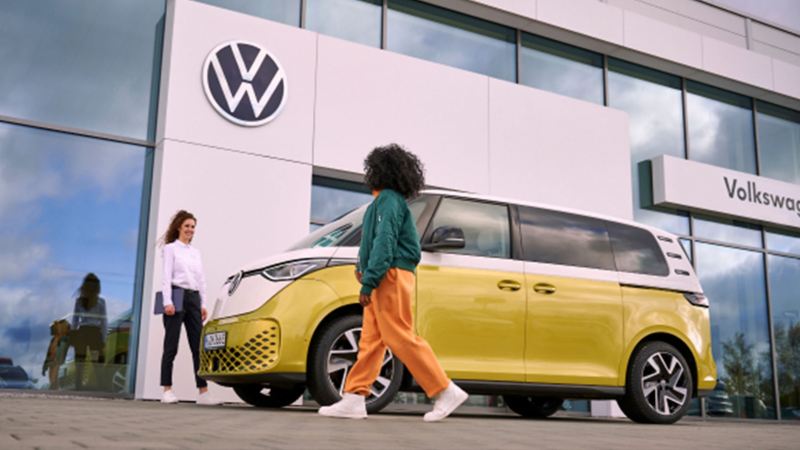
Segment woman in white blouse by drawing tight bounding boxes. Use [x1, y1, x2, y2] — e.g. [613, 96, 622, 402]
[159, 210, 219, 405]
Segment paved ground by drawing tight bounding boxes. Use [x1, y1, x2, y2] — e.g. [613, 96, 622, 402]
[1, 391, 799, 449]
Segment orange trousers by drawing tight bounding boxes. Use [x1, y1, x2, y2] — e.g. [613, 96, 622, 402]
[344, 268, 450, 398]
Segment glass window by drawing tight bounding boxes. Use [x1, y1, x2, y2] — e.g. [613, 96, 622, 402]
[196, 0, 301, 26]
[519, 207, 615, 270]
[767, 255, 800, 419]
[607, 59, 689, 235]
[306, 0, 382, 47]
[606, 222, 669, 276]
[387, 0, 516, 81]
[766, 228, 800, 256]
[692, 214, 762, 248]
[757, 101, 800, 184]
[310, 177, 371, 230]
[695, 243, 775, 419]
[0, 0, 165, 141]
[0, 121, 149, 394]
[429, 198, 510, 258]
[519, 34, 603, 104]
[680, 238, 693, 262]
[687, 81, 756, 174]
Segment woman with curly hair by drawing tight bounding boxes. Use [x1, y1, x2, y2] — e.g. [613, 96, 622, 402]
[319, 144, 467, 422]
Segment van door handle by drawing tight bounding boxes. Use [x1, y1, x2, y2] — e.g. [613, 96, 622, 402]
[533, 283, 556, 295]
[497, 280, 521, 291]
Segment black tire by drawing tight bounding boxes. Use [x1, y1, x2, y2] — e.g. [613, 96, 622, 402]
[308, 315, 404, 414]
[233, 384, 306, 408]
[504, 395, 563, 418]
[617, 341, 694, 424]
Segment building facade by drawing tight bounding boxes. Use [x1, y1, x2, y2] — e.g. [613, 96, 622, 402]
[1, 0, 799, 420]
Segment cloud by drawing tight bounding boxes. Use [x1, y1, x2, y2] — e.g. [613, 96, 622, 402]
[0, 239, 49, 283]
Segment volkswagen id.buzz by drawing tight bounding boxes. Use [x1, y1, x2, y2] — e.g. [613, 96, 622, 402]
[199, 191, 717, 424]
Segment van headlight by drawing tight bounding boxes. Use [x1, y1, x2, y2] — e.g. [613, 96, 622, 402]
[261, 259, 330, 281]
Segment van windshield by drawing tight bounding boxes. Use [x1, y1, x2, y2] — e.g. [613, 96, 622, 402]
[289, 205, 367, 250]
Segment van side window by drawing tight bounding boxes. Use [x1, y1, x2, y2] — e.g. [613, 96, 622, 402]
[605, 222, 670, 276]
[519, 206, 615, 270]
[428, 198, 510, 258]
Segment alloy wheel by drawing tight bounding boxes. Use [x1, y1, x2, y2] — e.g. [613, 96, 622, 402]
[326, 327, 395, 400]
[641, 351, 689, 415]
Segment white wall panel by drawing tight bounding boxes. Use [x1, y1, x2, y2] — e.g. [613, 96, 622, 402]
[314, 35, 490, 193]
[157, 0, 316, 163]
[488, 79, 632, 220]
[702, 36, 774, 91]
[623, 10, 703, 68]
[772, 59, 800, 102]
[537, 0, 624, 46]
[135, 140, 311, 401]
[468, 0, 537, 19]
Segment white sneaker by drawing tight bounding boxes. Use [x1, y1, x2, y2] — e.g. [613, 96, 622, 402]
[196, 391, 222, 406]
[423, 382, 468, 422]
[161, 390, 179, 404]
[318, 393, 367, 419]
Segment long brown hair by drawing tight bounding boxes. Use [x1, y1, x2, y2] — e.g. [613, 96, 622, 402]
[161, 210, 196, 246]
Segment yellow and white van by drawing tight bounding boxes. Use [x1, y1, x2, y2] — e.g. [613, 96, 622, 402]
[199, 190, 716, 424]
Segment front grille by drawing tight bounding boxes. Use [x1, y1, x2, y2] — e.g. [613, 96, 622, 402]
[200, 321, 279, 375]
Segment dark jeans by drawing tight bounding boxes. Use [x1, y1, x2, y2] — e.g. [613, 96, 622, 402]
[160, 288, 207, 388]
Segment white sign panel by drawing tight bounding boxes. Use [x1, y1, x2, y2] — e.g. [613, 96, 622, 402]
[652, 155, 800, 230]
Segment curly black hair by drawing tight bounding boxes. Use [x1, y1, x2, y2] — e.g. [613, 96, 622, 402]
[364, 144, 425, 199]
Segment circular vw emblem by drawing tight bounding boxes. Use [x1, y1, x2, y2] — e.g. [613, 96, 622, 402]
[202, 40, 287, 127]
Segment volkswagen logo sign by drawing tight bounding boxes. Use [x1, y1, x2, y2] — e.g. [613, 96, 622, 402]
[202, 41, 287, 127]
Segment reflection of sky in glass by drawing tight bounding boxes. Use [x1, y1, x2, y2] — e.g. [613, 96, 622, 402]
[693, 215, 762, 248]
[687, 84, 756, 174]
[197, 0, 301, 25]
[310, 185, 372, 225]
[0, 122, 147, 389]
[307, 0, 382, 47]
[0, 0, 164, 141]
[696, 242, 774, 418]
[757, 104, 800, 184]
[607, 61, 689, 235]
[519, 37, 603, 104]
[767, 255, 800, 410]
[766, 229, 800, 255]
[680, 238, 692, 262]
[387, 0, 515, 81]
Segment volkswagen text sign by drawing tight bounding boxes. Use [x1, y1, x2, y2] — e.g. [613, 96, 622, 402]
[203, 41, 287, 127]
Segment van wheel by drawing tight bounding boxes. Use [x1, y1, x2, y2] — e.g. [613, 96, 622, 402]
[233, 384, 305, 408]
[308, 315, 404, 414]
[503, 395, 563, 418]
[618, 342, 693, 424]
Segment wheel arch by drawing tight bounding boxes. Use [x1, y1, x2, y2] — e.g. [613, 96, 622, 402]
[622, 331, 699, 398]
[305, 303, 363, 369]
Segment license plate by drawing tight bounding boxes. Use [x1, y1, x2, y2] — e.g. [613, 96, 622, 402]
[204, 331, 226, 350]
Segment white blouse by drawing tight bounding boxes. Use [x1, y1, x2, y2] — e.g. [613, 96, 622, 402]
[162, 240, 207, 309]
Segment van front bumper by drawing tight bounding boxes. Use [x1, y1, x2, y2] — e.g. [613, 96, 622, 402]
[199, 318, 282, 382]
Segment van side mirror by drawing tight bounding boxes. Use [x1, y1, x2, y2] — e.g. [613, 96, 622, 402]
[423, 226, 466, 251]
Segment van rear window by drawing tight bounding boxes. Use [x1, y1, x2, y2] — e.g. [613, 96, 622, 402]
[606, 222, 670, 276]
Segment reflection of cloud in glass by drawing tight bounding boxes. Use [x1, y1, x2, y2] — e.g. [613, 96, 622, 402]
[197, 0, 300, 26]
[687, 92, 756, 173]
[758, 111, 800, 184]
[311, 185, 371, 224]
[0, 0, 164, 140]
[692, 215, 762, 248]
[307, 0, 381, 47]
[607, 69, 688, 235]
[0, 122, 146, 389]
[387, 8, 515, 81]
[519, 47, 602, 104]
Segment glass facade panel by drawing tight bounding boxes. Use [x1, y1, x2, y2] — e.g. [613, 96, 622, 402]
[680, 238, 693, 262]
[766, 229, 800, 256]
[196, 0, 301, 26]
[0, 0, 165, 141]
[693, 215, 762, 248]
[310, 177, 371, 231]
[519, 34, 603, 104]
[607, 59, 689, 235]
[387, 0, 516, 81]
[767, 255, 800, 419]
[687, 81, 756, 174]
[757, 102, 800, 184]
[0, 122, 149, 393]
[695, 243, 775, 418]
[306, 0, 382, 47]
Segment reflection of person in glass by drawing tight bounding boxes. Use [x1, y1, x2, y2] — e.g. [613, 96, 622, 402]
[42, 319, 70, 390]
[71, 273, 107, 390]
[159, 210, 220, 406]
